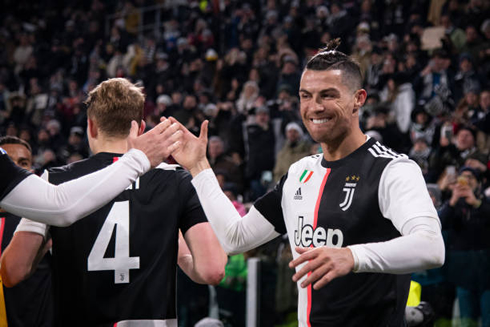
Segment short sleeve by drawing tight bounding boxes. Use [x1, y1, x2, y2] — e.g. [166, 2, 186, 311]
[178, 170, 208, 234]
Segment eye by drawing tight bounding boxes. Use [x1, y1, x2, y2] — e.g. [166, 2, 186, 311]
[299, 93, 311, 100]
[19, 161, 30, 169]
[321, 92, 335, 99]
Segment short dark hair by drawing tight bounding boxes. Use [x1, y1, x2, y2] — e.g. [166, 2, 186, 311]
[0, 136, 32, 153]
[305, 38, 363, 91]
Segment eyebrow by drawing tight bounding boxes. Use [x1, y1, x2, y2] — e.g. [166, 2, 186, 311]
[299, 87, 340, 94]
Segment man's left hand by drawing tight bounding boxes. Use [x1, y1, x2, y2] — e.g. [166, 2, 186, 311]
[289, 246, 355, 290]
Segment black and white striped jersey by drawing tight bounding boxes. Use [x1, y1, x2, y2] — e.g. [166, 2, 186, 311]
[254, 137, 430, 326]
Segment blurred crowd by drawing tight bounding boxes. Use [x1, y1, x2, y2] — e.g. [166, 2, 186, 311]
[1, 0, 490, 326]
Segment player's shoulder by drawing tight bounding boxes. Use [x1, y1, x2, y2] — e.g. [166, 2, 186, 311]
[365, 140, 408, 162]
[47, 157, 95, 178]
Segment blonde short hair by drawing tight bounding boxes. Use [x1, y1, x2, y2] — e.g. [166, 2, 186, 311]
[86, 78, 145, 137]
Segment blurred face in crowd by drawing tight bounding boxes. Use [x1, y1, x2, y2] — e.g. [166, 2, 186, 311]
[286, 128, 301, 143]
[459, 170, 479, 192]
[299, 69, 365, 145]
[433, 55, 446, 72]
[460, 58, 472, 72]
[183, 95, 197, 109]
[480, 91, 490, 110]
[465, 26, 478, 43]
[2, 143, 32, 171]
[208, 137, 224, 159]
[255, 110, 269, 126]
[465, 91, 478, 106]
[440, 15, 451, 28]
[456, 129, 475, 151]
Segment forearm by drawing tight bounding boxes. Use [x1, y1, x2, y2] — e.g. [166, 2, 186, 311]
[348, 217, 445, 274]
[178, 231, 212, 284]
[0, 230, 46, 287]
[181, 223, 227, 285]
[178, 254, 207, 284]
[191, 169, 280, 255]
[0, 149, 150, 226]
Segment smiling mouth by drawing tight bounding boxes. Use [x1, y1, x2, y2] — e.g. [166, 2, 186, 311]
[311, 118, 330, 124]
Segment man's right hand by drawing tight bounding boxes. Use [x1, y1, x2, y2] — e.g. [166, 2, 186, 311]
[127, 120, 182, 168]
[167, 117, 211, 177]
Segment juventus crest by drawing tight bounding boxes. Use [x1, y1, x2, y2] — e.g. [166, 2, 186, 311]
[340, 175, 359, 211]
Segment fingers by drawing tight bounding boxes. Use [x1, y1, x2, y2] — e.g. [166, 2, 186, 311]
[199, 120, 209, 142]
[160, 121, 180, 138]
[295, 247, 310, 254]
[313, 271, 336, 290]
[300, 263, 331, 288]
[167, 140, 182, 154]
[153, 119, 172, 134]
[289, 247, 315, 268]
[292, 256, 324, 284]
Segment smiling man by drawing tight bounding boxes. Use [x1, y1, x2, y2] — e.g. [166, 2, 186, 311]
[170, 39, 445, 326]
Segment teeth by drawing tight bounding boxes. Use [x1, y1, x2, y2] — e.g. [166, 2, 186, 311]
[312, 118, 329, 124]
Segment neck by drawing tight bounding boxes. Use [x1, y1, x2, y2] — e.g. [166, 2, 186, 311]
[91, 136, 128, 155]
[321, 130, 367, 161]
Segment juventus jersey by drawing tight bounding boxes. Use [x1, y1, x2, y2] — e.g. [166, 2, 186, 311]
[255, 138, 412, 327]
[45, 153, 207, 327]
[0, 147, 31, 201]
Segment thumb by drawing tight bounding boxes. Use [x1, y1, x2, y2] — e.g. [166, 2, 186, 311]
[129, 120, 139, 140]
[200, 120, 209, 142]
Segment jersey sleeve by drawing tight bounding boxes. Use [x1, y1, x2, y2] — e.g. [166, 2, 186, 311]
[254, 174, 287, 234]
[178, 171, 208, 234]
[347, 158, 445, 274]
[0, 148, 32, 201]
[378, 158, 440, 232]
[0, 149, 150, 226]
[191, 169, 280, 255]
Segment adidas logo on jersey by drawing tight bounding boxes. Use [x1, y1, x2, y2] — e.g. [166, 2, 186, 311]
[294, 187, 302, 200]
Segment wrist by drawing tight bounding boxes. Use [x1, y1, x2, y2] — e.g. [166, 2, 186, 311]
[473, 199, 482, 209]
[189, 159, 212, 177]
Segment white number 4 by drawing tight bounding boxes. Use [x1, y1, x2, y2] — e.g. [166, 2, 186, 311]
[87, 201, 140, 284]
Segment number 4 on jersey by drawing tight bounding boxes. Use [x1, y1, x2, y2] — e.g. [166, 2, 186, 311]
[87, 201, 140, 284]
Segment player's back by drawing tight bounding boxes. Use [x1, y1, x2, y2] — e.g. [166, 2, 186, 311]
[47, 153, 205, 327]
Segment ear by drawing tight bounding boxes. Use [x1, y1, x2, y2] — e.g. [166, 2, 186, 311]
[87, 118, 98, 139]
[138, 120, 146, 136]
[353, 89, 367, 114]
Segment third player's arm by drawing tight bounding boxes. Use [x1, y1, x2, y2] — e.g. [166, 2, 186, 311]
[180, 223, 227, 285]
[0, 219, 49, 287]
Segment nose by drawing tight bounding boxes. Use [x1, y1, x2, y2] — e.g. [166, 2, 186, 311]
[312, 94, 325, 111]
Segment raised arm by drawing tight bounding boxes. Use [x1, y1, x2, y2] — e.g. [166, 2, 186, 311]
[170, 118, 281, 255]
[0, 120, 183, 226]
